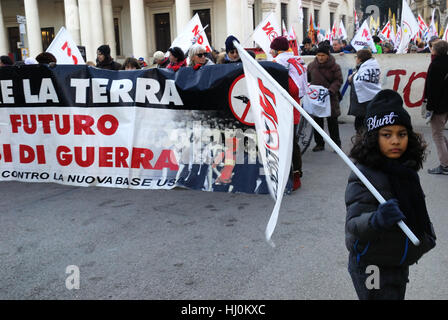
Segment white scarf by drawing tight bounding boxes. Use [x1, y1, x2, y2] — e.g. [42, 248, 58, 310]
[353, 58, 382, 103]
[273, 51, 308, 98]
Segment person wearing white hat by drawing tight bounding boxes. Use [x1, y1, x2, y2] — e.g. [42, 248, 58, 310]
[152, 51, 169, 68]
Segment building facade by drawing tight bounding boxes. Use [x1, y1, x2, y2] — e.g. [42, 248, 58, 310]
[0, 0, 355, 64]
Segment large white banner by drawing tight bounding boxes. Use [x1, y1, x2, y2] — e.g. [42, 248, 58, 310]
[235, 42, 293, 245]
[46, 27, 85, 65]
[253, 12, 281, 61]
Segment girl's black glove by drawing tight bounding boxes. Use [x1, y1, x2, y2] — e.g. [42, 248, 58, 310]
[370, 198, 405, 231]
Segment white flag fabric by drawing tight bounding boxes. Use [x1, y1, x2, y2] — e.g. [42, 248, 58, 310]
[351, 20, 377, 53]
[379, 21, 391, 41]
[169, 13, 212, 55]
[395, 25, 402, 50]
[288, 25, 297, 41]
[397, 0, 419, 54]
[235, 42, 293, 245]
[303, 85, 331, 118]
[298, 0, 304, 24]
[353, 58, 382, 103]
[282, 20, 288, 37]
[253, 12, 281, 60]
[338, 20, 348, 40]
[46, 27, 85, 65]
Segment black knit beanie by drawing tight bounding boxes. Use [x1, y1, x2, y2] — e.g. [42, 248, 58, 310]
[364, 89, 412, 132]
[225, 35, 239, 53]
[316, 43, 330, 55]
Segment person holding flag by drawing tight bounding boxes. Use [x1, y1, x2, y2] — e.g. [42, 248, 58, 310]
[270, 36, 307, 189]
[346, 89, 436, 300]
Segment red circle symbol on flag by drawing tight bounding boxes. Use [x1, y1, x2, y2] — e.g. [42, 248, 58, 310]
[228, 74, 254, 126]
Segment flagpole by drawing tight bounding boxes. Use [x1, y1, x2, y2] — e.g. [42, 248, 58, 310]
[234, 40, 421, 247]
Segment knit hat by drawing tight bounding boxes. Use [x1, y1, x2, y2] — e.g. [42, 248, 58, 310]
[364, 89, 412, 132]
[270, 36, 289, 51]
[168, 47, 185, 61]
[97, 44, 111, 56]
[153, 51, 165, 62]
[225, 35, 240, 53]
[316, 43, 330, 55]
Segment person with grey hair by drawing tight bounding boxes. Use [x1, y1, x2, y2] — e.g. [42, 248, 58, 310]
[425, 40, 448, 174]
[188, 44, 214, 70]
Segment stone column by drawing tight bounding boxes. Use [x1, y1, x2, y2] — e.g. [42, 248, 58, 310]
[64, 0, 81, 45]
[0, 1, 8, 55]
[129, 0, 148, 61]
[102, 0, 117, 59]
[89, 0, 105, 56]
[78, 0, 93, 61]
[24, 0, 43, 58]
[175, 0, 190, 35]
[226, 0, 243, 40]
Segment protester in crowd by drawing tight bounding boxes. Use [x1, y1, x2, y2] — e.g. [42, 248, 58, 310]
[307, 42, 343, 151]
[166, 46, 187, 71]
[301, 37, 316, 55]
[409, 44, 418, 53]
[188, 44, 215, 70]
[0, 55, 14, 66]
[428, 36, 441, 57]
[331, 39, 344, 53]
[341, 39, 355, 53]
[122, 57, 141, 70]
[86, 61, 96, 67]
[348, 49, 382, 134]
[270, 36, 307, 190]
[217, 35, 241, 64]
[138, 57, 148, 68]
[152, 51, 169, 68]
[346, 89, 436, 300]
[96, 44, 121, 70]
[382, 42, 395, 54]
[424, 40, 448, 175]
[372, 36, 383, 54]
[35, 52, 57, 64]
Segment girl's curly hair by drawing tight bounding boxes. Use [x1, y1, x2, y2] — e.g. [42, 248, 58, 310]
[349, 128, 428, 171]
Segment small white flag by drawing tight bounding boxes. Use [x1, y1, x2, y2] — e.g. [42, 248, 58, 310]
[46, 27, 85, 64]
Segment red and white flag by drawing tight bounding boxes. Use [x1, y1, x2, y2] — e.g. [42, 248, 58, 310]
[253, 12, 281, 60]
[170, 13, 212, 54]
[351, 20, 377, 53]
[46, 27, 85, 65]
[288, 25, 297, 41]
[338, 20, 348, 40]
[417, 14, 428, 33]
[282, 20, 288, 37]
[444, 22, 448, 41]
[379, 21, 391, 41]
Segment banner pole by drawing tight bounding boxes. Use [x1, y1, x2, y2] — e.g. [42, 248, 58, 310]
[234, 41, 420, 246]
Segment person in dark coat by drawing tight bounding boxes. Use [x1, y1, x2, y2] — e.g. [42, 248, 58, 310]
[348, 49, 381, 134]
[307, 43, 343, 151]
[216, 35, 242, 64]
[96, 44, 121, 70]
[425, 40, 448, 175]
[346, 89, 436, 300]
[166, 46, 187, 71]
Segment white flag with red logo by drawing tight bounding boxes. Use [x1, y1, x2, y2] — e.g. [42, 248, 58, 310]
[379, 21, 391, 41]
[351, 20, 377, 53]
[397, 0, 419, 54]
[235, 42, 293, 245]
[288, 25, 297, 41]
[338, 20, 348, 40]
[282, 20, 288, 37]
[169, 13, 212, 54]
[253, 12, 281, 60]
[46, 27, 85, 65]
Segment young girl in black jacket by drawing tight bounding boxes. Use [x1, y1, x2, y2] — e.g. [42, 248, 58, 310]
[345, 89, 436, 300]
